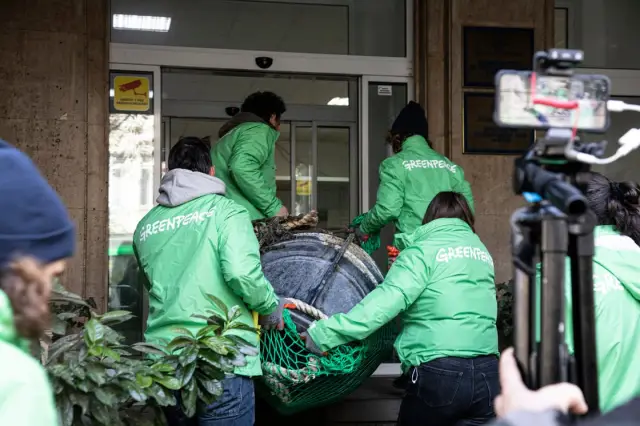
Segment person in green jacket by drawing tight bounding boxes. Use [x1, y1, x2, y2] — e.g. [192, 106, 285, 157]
[211, 91, 289, 220]
[303, 192, 499, 426]
[537, 173, 640, 413]
[355, 102, 474, 242]
[0, 139, 77, 426]
[134, 137, 288, 425]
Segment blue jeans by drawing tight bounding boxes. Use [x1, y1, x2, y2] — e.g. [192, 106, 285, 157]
[398, 355, 500, 426]
[164, 376, 255, 426]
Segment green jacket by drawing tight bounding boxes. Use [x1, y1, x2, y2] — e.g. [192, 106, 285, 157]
[537, 226, 640, 412]
[360, 135, 474, 236]
[0, 290, 59, 425]
[134, 169, 279, 377]
[211, 113, 283, 220]
[308, 218, 498, 372]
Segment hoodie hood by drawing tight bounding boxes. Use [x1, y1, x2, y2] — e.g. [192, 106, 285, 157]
[392, 218, 472, 250]
[156, 169, 226, 207]
[593, 225, 640, 302]
[218, 112, 269, 138]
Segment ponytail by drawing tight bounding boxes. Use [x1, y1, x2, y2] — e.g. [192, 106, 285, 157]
[0, 257, 50, 339]
[586, 173, 640, 245]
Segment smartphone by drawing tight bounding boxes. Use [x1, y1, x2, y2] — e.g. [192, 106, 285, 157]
[494, 70, 611, 132]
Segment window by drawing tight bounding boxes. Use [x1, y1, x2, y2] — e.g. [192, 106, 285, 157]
[110, 0, 407, 57]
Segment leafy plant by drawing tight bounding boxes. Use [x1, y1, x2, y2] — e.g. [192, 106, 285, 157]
[134, 294, 259, 418]
[43, 288, 254, 425]
[496, 280, 514, 350]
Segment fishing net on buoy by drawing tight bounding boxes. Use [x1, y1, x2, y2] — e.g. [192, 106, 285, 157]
[253, 213, 396, 415]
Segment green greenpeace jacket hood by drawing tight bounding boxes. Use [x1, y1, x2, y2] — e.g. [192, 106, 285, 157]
[135, 169, 279, 377]
[308, 218, 498, 372]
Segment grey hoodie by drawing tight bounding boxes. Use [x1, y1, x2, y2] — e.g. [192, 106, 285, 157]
[156, 169, 226, 207]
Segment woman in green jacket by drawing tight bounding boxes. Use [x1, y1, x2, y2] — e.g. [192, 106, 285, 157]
[0, 139, 76, 426]
[304, 192, 499, 426]
[355, 102, 474, 241]
[551, 173, 640, 412]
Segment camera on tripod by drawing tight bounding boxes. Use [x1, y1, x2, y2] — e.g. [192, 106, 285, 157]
[492, 49, 613, 417]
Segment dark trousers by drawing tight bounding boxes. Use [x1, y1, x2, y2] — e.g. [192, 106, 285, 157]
[398, 355, 500, 426]
[164, 376, 255, 426]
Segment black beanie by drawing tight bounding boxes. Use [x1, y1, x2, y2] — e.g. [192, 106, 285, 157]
[0, 140, 75, 268]
[390, 101, 428, 139]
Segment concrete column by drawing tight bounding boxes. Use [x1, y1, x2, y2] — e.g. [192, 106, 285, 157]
[0, 0, 110, 310]
[413, 0, 554, 283]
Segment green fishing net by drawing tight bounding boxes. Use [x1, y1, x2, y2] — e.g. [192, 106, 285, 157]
[258, 310, 396, 415]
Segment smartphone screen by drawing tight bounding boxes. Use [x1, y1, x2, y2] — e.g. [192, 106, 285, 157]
[494, 71, 610, 132]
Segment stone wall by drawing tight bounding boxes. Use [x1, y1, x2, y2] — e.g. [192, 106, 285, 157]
[0, 0, 110, 310]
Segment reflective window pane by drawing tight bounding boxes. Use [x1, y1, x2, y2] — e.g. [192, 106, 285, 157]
[108, 70, 156, 343]
[317, 127, 350, 230]
[111, 0, 406, 57]
[294, 125, 313, 215]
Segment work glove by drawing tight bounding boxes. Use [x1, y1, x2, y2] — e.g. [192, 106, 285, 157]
[387, 245, 400, 269]
[349, 224, 369, 243]
[258, 299, 295, 330]
[300, 331, 326, 357]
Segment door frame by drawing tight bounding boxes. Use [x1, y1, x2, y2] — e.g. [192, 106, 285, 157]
[360, 75, 414, 212]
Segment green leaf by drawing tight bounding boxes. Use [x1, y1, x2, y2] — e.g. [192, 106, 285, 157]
[198, 350, 232, 374]
[227, 306, 242, 322]
[98, 310, 135, 325]
[171, 327, 195, 338]
[167, 337, 194, 352]
[203, 293, 228, 318]
[154, 375, 181, 390]
[180, 380, 198, 418]
[226, 335, 259, 356]
[196, 324, 221, 339]
[201, 336, 229, 355]
[57, 394, 74, 426]
[46, 334, 81, 365]
[136, 373, 153, 388]
[176, 362, 197, 387]
[225, 322, 257, 333]
[102, 347, 121, 361]
[94, 387, 119, 406]
[69, 392, 90, 416]
[129, 388, 147, 402]
[51, 315, 68, 336]
[84, 318, 105, 346]
[178, 346, 199, 367]
[151, 362, 174, 373]
[86, 363, 107, 385]
[147, 383, 176, 407]
[131, 343, 168, 356]
[198, 378, 223, 399]
[90, 400, 115, 425]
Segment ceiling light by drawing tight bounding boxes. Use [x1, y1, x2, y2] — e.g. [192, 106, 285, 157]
[327, 97, 349, 106]
[112, 14, 172, 32]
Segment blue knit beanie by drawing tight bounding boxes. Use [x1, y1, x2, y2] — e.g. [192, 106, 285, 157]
[0, 140, 75, 267]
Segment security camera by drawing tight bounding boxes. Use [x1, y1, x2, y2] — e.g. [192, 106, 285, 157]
[255, 57, 274, 69]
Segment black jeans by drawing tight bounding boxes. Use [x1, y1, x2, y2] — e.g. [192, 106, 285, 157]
[398, 355, 500, 426]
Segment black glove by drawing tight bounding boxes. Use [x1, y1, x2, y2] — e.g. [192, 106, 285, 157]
[300, 331, 326, 357]
[349, 224, 369, 243]
[258, 299, 294, 330]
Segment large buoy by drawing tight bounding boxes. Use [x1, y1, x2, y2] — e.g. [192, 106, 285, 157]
[254, 216, 396, 415]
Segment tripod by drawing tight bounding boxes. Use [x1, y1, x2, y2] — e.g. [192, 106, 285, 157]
[510, 130, 602, 416]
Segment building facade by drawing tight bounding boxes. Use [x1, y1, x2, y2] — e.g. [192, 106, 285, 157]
[2, 0, 640, 423]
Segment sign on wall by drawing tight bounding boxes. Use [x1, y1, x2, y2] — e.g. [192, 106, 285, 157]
[110, 71, 154, 115]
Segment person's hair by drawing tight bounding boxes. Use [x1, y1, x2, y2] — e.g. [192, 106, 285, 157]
[168, 137, 212, 174]
[586, 173, 640, 244]
[423, 191, 475, 232]
[386, 131, 432, 154]
[241, 91, 287, 125]
[0, 257, 50, 339]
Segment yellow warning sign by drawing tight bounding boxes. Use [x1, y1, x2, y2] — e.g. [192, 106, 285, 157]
[113, 76, 150, 112]
[296, 180, 311, 196]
